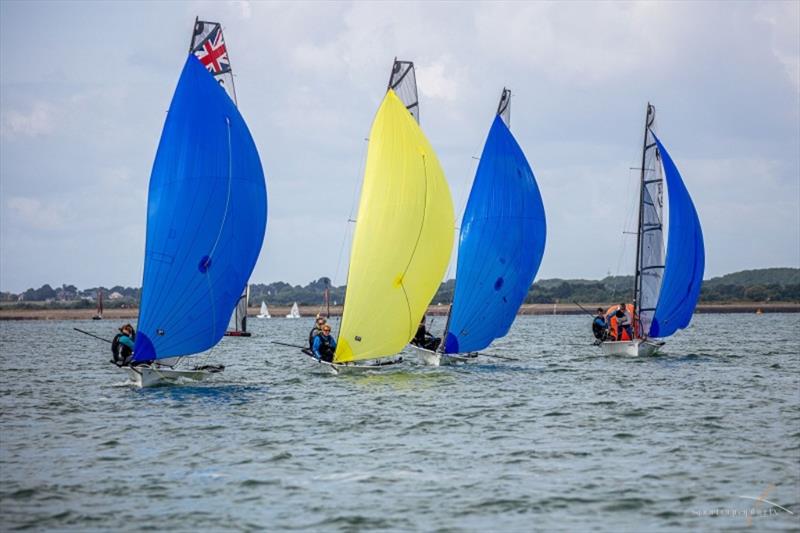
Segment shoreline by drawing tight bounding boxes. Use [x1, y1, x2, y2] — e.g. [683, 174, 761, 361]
[1, 302, 798, 321]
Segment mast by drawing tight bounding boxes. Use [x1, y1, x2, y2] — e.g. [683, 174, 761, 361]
[632, 103, 655, 334]
[325, 280, 330, 318]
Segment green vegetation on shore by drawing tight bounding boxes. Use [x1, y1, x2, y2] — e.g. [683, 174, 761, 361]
[1, 268, 798, 309]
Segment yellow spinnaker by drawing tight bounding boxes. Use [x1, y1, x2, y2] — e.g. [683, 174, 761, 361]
[335, 90, 454, 363]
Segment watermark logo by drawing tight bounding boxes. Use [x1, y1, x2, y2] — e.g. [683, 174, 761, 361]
[691, 484, 795, 526]
[738, 484, 794, 527]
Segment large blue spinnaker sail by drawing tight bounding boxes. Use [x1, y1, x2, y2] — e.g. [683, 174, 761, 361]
[133, 54, 267, 362]
[649, 135, 703, 338]
[443, 104, 546, 354]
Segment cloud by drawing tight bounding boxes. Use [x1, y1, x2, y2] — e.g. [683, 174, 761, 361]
[416, 58, 462, 102]
[6, 196, 68, 231]
[756, 1, 800, 93]
[1, 101, 55, 138]
[230, 1, 252, 20]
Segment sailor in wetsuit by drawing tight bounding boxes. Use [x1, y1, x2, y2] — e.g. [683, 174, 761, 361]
[111, 323, 136, 366]
[607, 303, 634, 341]
[412, 315, 441, 351]
[312, 324, 337, 362]
[308, 316, 327, 349]
[592, 307, 609, 343]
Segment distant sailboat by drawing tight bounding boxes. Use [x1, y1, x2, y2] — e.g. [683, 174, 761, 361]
[92, 289, 103, 320]
[257, 301, 271, 319]
[125, 18, 267, 386]
[286, 302, 300, 319]
[600, 103, 704, 356]
[304, 59, 454, 373]
[411, 88, 546, 365]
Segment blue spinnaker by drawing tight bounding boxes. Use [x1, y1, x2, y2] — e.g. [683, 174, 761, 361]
[444, 115, 546, 354]
[133, 54, 267, 362]
[649, 135, 703, 338]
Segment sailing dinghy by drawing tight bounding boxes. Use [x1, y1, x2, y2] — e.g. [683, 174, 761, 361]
[257, 301, 271, 319]
[92, 289, 103, 320]
[410, 89, 546, 365]
[304, 59, 454, 374]
[125, 19, 267, 387]
[600, 103, 704, 357]
[286, 302, 300, 319]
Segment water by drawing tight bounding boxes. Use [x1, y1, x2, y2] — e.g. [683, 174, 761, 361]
[1, 314, 798, 531]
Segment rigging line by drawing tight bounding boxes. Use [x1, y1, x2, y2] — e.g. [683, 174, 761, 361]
[208, 117, 233, 261]
[399, 151, 431, 340]
[332, 135, 369, 340]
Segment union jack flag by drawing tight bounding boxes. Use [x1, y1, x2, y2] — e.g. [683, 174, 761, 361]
[194, 26, 230, 75]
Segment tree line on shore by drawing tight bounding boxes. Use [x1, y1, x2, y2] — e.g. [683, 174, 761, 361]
[2, 268, 798, 309]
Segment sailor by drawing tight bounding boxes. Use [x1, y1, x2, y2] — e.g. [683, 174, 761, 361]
[308, 316, 327, 349]
[111, 323, 136, 366]
[592, 308, 608, 342]
[412, 315, 441, 351]
[312, 324, 336, 362]
[608, 303, 634, 341]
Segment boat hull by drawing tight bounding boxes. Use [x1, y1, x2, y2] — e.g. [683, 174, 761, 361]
[301, 349, 404, 374]
[409, 345, 479, 366]
[124, 365, 218, 387]
[600, 339, 664, 357]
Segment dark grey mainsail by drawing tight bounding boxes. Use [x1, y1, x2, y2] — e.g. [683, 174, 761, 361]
[387, 59, 419, 123]
[633, 103, 665, 335]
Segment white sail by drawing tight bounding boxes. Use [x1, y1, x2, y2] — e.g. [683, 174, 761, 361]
[257, 301, 270, 319]
[286, 302, 300, 319]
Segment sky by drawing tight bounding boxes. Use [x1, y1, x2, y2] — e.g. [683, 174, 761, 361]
[0, 0, 798, 293]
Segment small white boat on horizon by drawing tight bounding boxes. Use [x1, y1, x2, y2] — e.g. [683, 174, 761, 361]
[286, 302, 300, 319]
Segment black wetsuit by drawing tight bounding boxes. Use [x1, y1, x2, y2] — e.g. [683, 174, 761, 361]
[413, 324, 441, 351]
[111, 333, 135, 366]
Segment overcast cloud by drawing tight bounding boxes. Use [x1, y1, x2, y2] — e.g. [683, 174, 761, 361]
[1, 0, 798, 293]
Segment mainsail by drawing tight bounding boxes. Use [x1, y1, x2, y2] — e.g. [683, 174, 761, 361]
[132, 54, 267, 362]
[633, 104, 665, 336]
[190, 18, 236, 104]
[387, 59, 419, 123]
[443, 88, 546, 354]
[335, 60, 454, 363]
[227, 285, 250, 332]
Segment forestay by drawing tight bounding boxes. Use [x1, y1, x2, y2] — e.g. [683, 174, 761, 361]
[335, 89, 454, 363]
[649, 135, 704, 337]
[133, 55, 267, 362]
[443, 89, 546, 354]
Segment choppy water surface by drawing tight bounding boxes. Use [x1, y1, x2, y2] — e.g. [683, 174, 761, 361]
[1, 314, 799, 531]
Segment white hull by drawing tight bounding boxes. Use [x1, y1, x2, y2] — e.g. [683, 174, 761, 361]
[409, 345, 478, 366]
[257, 314, 270, 319]
[302, 350, 404, 374]
[600, 339, 664, 357]
[124, 365, 218, 388]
